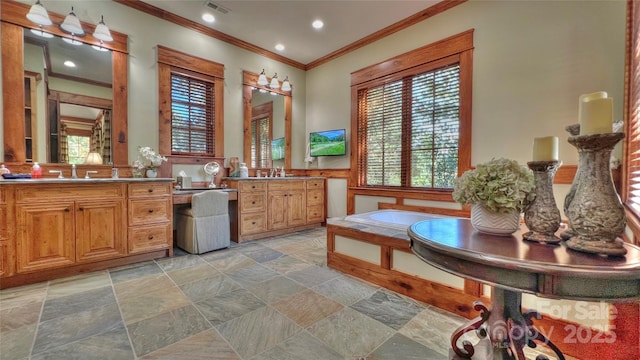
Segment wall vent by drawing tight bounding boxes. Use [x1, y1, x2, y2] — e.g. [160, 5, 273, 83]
[204, 1, 230, 14]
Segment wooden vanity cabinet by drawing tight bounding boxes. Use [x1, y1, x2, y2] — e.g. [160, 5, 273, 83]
[15, 183, 127, 273]
[238, 181, 268, 236]
[268, 181, 306, 230]
[227, 177, 325, 242]
[0, 187, 13, 277]
[127, 182, 172, 255]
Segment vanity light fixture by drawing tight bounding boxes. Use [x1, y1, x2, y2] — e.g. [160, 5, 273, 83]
[270, 73, 280, 89]
[91, 45, 110, 52]
[62, 37, 83, 46]
[61, 6, 84, 36]
[30, 28, 54, 38]
[26, 3, 114, 44]
[257, 69, 269, 86]
[26, 0, 52, 26]
[93, 16, 113, 42]
[281, 76, 291, 92]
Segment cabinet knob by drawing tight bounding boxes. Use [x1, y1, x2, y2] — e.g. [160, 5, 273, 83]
[148, 235, 154, 240]
[148, 209, 154, 213]
[252, 221, 256, 225]
[252, 201, 255, 204]
[148, 188, 154, 192]
[78, 207, 84, 211]
[64, 208, 70, 212]
[251, 185, 256, 189]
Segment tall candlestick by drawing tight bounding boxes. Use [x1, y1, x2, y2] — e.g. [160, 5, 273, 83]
[532, 136, 558, 161]
[579, 92, 613, 135]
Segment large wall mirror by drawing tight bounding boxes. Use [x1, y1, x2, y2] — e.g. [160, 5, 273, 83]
[1, 0, 129, 165]
[242, 70, 292, 169]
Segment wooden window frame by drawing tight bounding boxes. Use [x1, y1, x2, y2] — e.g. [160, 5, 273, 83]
[349, 30, 474, 200]
[157, 45, 224, 173]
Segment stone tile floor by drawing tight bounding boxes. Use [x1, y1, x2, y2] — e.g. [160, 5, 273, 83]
[0, 228, 568, 360]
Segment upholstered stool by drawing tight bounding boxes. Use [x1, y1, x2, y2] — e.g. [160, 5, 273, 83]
[176, 190, 230, 254]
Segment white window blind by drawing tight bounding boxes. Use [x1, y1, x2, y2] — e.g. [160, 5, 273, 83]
[171, 73, 214, 155]
[357, 63, 460, 189]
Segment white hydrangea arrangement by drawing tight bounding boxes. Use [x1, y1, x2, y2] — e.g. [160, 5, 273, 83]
[133, 146, 167, 170]
[452, 158, 536, 214]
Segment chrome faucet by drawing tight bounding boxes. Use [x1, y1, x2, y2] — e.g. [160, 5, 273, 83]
[48, 170, 64, 179]
[71, 164, 78, 179]
[84, 170, 98, 179]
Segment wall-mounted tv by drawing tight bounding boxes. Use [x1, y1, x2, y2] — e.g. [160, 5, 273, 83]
[310, 129, 346, 157]
[271, 137, 285, 160]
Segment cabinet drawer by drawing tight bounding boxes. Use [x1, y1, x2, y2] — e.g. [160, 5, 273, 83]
[307, 205, 324, 224]
[129, 199, 171, 225]
[239, 181, 267, 192]
[240, 213, 267, 235]
[128, 182, 171, 198]
[307, 189, 324, 206]
[240, 193, 266, 212]
[16, 183, 124, 202]
[307, 179, 324, 190]
[268, 180, 305, 191]
[128, 223, 171, 254]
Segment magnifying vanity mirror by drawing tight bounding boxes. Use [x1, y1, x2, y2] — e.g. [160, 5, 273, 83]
[1, 0, 129, 166]
[242, 70, 292, 170]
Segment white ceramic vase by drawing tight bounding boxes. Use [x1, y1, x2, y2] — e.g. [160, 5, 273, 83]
[470, 204, 520, 236]
[146, 168, 158, 178]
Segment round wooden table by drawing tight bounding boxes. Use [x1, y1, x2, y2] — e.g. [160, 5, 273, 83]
[408, 218, 640, 360]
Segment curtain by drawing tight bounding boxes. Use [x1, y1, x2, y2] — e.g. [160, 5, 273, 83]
[59, 123, 68, 163]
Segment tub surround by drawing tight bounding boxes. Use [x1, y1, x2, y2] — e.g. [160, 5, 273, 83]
[0, 178, 174, 288]
[225, 177, 326, 242]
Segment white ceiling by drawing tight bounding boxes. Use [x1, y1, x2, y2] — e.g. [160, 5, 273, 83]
[141, 0, 440, 65]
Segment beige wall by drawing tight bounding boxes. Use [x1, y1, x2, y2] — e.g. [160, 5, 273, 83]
[306, 0, 625, 217]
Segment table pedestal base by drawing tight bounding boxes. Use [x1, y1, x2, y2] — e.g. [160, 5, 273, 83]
[449, 288, 565, 360]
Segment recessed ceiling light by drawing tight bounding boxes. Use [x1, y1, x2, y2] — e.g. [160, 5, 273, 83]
[202, 13, 215, 23]
[63, 60, 76, 67]
[275, 43, 285, 51]
[312, 19, 324, 29]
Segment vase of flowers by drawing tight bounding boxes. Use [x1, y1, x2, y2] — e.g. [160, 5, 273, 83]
[452, 158, 535, 236]
[132, 146, 167, 178]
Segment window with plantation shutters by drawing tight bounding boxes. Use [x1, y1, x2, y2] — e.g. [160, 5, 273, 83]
[171, 73, 214, 155]
[157, 46, 224, 162]
[358, 64, 460, 189]
[351, 30, 473, 195]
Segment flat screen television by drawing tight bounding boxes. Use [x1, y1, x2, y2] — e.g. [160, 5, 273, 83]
[309, 129, 346, 157]
[271, 137, 285, 160]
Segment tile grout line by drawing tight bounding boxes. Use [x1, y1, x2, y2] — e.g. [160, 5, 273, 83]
[107, 270, 137, 360]
[26, 280, 50, 360]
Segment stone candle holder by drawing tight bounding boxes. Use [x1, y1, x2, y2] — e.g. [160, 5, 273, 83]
[565, 132, 626, 256]
[523, 160, 562, 244]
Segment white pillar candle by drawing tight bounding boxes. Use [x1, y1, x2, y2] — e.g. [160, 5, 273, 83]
[532, 136, 559, 161]
[578, 91, 613, 135]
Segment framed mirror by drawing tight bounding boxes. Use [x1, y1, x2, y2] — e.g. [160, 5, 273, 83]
[243, 70, 292, 170]
[1, 0, 128, 165]
[24, 30, 113, 164]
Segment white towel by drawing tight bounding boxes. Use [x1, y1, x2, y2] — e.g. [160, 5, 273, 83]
[304, 142, 314, 163]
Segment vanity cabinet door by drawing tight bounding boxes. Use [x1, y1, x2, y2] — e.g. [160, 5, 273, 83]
[75, 199, 127, 262]
[0, 241, 13, 278]
[16, 202, 75, 273]
[286, 189, 306, 227]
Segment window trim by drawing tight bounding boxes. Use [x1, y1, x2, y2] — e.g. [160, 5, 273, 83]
[349, 30, 474, 200]
[157, 45, 224, 160]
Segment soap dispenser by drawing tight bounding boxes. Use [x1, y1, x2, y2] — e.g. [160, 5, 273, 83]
[31, 162, 42, 179]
